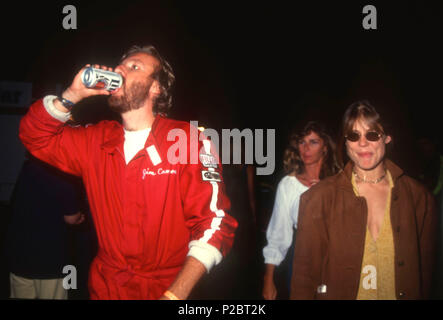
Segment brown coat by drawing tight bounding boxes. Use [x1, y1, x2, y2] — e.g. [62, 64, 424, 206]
[290, 159, 437, 300]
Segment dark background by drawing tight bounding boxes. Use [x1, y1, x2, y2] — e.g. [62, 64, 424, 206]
[2, 1, 442, 173]
[1, 0, 442, 300]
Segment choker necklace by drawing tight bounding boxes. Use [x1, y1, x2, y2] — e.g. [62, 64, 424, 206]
[353, 169, 386, 184]
[299, 175, 319, 185]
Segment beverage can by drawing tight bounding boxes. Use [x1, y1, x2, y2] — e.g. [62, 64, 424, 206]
[81, 67, 123, 91]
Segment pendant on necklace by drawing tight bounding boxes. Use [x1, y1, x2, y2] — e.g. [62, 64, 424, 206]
[353, 170, 386, 184]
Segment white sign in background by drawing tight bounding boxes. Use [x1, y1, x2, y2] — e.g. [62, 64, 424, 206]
[0, 81, 32, 108]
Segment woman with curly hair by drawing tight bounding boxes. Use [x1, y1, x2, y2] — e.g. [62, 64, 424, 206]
[262, 121, 339, 300]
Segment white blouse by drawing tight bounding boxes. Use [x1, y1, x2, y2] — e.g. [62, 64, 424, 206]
[263, 175, 309, 266]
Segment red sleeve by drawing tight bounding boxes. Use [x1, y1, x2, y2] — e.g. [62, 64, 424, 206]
[179, 130, 238, 257]
[19, 98, 88, 176]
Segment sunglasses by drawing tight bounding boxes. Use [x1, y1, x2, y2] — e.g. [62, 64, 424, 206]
[345, 131, 382, 142]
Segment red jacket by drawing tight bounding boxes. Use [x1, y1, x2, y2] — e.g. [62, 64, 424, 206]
[19, 98, 238, 299]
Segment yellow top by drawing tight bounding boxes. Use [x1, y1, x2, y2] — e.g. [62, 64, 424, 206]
[354, 170, 397, 300]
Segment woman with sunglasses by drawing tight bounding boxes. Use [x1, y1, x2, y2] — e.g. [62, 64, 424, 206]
[262, 121, 339, 300]
[290, 101, 437, 300]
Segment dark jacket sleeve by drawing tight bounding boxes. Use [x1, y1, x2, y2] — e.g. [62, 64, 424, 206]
[290, 186, 329, 299]
[417, 185, 438, 298]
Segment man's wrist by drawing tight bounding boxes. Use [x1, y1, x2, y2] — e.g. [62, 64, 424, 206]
[57, 97, 75, 111]
[52, 88, 82, 113]
[52, 96, 72, 113]
[62, 88, 82, 104]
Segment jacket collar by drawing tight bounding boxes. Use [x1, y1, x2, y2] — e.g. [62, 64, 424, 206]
[338, 159, 404, 190]
[100, 122, 124, 153]
[100, 115, 165, 154]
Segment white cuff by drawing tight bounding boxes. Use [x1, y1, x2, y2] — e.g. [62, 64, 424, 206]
[263, 255, 284, 266]
[187, 240, 223, 273]
[263, 246, 286, 266]
[43, 95, 71, 123]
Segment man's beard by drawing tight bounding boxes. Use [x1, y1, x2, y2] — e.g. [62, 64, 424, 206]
[108, 80, 152, 114]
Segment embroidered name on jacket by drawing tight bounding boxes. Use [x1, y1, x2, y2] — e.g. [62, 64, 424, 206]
[142, 168, 177, 180]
